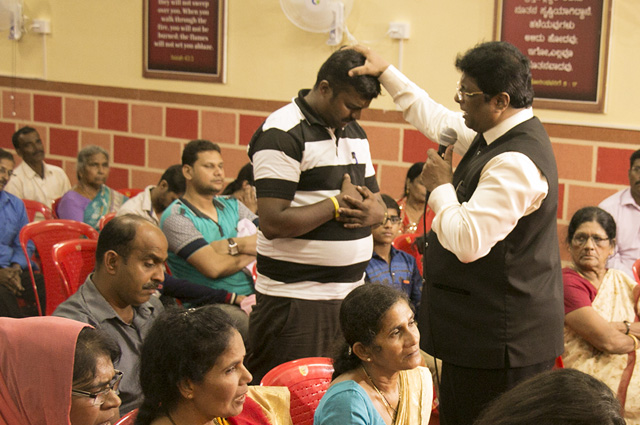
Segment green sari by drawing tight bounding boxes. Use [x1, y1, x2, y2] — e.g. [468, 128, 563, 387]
[83, 185, 127, 229]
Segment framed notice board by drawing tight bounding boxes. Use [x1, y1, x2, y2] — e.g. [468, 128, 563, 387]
[144, 0, 227, 83]
[495, 0, 612, 112]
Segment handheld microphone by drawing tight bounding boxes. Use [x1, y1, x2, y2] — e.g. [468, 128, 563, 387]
[437, 128, 458, 158]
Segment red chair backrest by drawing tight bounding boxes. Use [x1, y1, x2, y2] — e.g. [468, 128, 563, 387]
[260, 357, 334, 425]
[114, 408, 138, 425]
[22, 199, 54, 222]
[98, 211, 117, 230]
[51, 197, 61, 219]
[633, 258, 640, 285]
[52, 239, 98, 297]
[116, 188, 143, 198]
[19, 220, 99, 315]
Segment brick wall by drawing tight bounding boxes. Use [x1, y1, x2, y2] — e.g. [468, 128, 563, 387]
[1, 76, 639, 262]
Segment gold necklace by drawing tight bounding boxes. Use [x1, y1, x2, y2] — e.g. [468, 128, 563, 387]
[361, 365, 398, 423]
[168, 413, 223, 425]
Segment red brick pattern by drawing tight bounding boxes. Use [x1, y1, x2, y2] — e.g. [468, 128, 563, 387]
[132, 104, 163, 136]
[402, 129, 437, 163]
[65, 98, 95, 128]
[34, 95, 62, 124]
[107, 166, 130, 189]
[98, 101, 128, 132]
[166, 107, 198, 140]
[49, 128, 79, 157]
[114, 135, 146, 166]
[0, 121, 15, 149]
[364, 125, 401, 161]
[239, 115, 266, 146]
[596, 147, 635, 185]
[201, 110, 236, 144]
[148, 139, 182, 170]
[3, 91, 31, 121]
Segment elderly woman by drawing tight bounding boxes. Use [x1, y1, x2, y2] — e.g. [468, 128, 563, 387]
[314, 284, 432, 425]
[0, 316, 122, 425]
[563, 206, 640, 424]
[135, 306, 291, 425]
[57, 145, 127, 229]
[395, 162, 434, 235]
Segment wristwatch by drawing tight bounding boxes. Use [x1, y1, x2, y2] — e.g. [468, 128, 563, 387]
[227, 238, 239, 256]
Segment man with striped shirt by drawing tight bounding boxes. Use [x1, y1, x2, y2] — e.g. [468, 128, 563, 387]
[246, 49, 385, 383]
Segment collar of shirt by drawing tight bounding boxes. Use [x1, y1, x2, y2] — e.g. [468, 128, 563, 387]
[140, 185, 157, 220]
[83, 275, 157, 326]
[17, 161, 51, 180]
[483, 108, 534, 145]
[178, 196, 226, 220]
[620, 187, 640, 210]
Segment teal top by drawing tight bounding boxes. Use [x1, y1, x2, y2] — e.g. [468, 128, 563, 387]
[314, 380, 386, 425]
[160, 196, 254, 296]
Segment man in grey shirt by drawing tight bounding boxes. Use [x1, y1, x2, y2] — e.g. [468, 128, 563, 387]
[54, 214, 167, 415]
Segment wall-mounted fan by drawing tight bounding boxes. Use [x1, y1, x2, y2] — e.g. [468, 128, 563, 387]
[0, 0, 24, 40]
[280, 0, 354, 46]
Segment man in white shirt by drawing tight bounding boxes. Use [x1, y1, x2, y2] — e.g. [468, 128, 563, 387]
[116, 164, 185, 226]
[351, 43, 564, 425]
[599, 149, 640, 278]
[5, 127, 71, 209]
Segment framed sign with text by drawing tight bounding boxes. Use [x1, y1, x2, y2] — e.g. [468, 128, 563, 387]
[144, 0, 227, 83]
[495, 0, 612, 112]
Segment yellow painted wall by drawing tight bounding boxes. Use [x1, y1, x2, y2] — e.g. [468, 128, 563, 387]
[0, 0, 637, 127]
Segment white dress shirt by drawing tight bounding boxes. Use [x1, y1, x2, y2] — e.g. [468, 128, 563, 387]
[116, 185, 158, 225]
[380, 65, 549, 263]
[5, 161, 71, 208]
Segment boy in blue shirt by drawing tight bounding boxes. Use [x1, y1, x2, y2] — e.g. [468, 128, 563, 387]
[365, 194, 422, 315]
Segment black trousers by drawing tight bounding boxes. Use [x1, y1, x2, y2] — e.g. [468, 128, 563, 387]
[0, 270, 46, 318]
[245, 292, 342, 385]
[439, 358, 556, 425]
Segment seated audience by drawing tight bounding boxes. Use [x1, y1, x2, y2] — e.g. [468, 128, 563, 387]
[5, 126, 71, 210]
[0, 316, 122, 425]
[136, 305, 292, 425]
[562, 206, 640, 424]
[473, 369, 625, 425]
[161, 140, 257, 337]
[117, 164, 185, 225]
[599, 148, 640, 279]
[365, 194, 422, 315]
[221, 162, 258, 216]
[54, 214, 166, 415]
[396, 162, 434, 235]
[314, 284, 432, 425]
[0, 148, 45, 318]
[57, 145, 127, 229]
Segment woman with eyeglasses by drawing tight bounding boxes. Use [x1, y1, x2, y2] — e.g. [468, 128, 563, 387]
[135, 305, 291, 425]
[563, 206, 640, 424]
[0, 316, 122, 425]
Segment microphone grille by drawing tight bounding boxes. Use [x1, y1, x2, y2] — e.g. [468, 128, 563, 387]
[440, 128, 458, 146]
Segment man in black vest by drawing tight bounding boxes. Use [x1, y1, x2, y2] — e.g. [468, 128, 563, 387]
[350, 42, 564, 425]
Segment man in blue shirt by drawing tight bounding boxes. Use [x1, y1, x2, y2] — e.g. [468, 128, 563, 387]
[365, 194, 422, 315]
[0, 148, 44, 317]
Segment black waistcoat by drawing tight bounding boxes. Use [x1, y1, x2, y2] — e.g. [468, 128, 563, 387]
[419, 117, 564, 369]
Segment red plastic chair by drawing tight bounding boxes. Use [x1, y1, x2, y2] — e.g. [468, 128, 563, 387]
[393, 233, 423, 274]
[98, 211, 117, 230]
[633, 258, 640, 285]
[19, 220, 99, 315]
[117, 188, 143, 198]
[260, 357, 334, 425]
[51, 197, 61, 219]
[22, 199, 54, 222]
[114, 409, 138, 425]
[52, 239, 98, 297]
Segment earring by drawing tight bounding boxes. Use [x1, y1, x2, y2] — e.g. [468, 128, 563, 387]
[367, 358, 371, 362]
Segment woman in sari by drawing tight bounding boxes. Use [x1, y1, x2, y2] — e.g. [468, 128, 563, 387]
[0, 316, 122, 425]
[314, 284, 432, 425]
[395, 162, 434, 235]
[563, 206, 640, 424]
[57, 145, 127, 229]
[135, 305, 291, 425]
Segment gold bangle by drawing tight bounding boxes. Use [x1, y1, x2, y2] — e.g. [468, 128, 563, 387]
[330, 196, 340, 219]
[629, 334, 638, 351]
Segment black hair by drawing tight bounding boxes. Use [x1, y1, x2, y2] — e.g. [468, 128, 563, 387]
[630, 149, 640, 169]
[95, 214, 149, 269]
[332, 284, 408, 379]
[72, 327, 121, 390]
[313, 48, 381, 101]
[380, 194, 400, 216]
[566, 206, 616, 245]
[221, 162, 253, 196]
[474, 369, 625, 425]
[455, 41, 534, 108]
[0, 148, 14, 162]
[182, 140, 221, 167]
[135, 306, 238, 425]
[159, 164, 186, 194]
[402, 162, 424, 198]
[12, 126, 37, 150]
